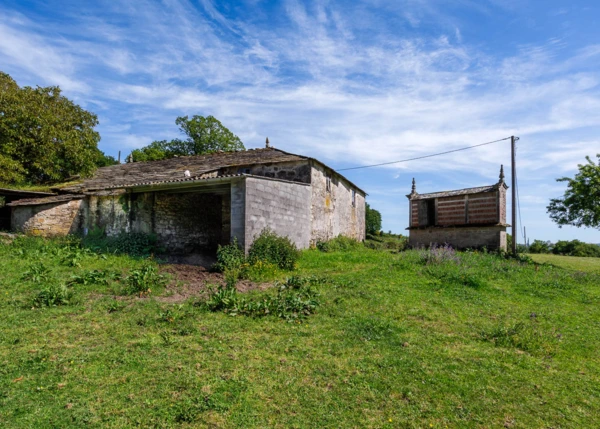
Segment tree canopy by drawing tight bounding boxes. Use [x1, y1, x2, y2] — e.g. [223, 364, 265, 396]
[365, 203, 382, 235]
[0, 72, 110, 184]
[547, 154, 600, 229]
[129, 115, 245, 162]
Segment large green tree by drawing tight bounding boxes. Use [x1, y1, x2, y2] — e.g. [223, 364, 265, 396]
[547, 154, 600, 229]
[129, 115, 245, 162]
[365, 203, 382, 235]
[0, 72, 107, 184]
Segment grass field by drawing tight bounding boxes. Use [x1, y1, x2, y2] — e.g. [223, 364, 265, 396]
[1, 237, 599, 428]
[530, 253, 600, 273]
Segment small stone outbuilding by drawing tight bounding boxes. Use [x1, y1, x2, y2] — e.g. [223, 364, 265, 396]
[8, 147, 366, 253]
[406, 166, 509, 251]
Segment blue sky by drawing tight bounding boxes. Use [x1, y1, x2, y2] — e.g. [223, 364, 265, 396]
[1, 0, 599, 243]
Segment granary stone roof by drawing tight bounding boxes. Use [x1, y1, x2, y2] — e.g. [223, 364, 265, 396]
[407, 182, 507, 200]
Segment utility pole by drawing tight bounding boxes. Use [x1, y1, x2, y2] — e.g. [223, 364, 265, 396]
[511, 136, 517, 255]
[118, 151, 121, 164]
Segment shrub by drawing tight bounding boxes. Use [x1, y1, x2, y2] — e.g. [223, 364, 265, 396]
[248, 229, 299, 271]
[214, 238, 245, 272]
[124, 263, 167, 296]
[33, 284, 73, 307]
[316, 235, 362, 252]
[552, 240, 600, 257]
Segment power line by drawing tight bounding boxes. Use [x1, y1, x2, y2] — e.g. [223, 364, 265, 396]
[335, 137, 512, 172]
[515, 145, 525, 243]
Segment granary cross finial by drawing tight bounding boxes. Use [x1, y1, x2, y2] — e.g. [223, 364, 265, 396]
[265, 137, 270, 148]
[411, 177, 417, 194]
[499, 164, 505, 183]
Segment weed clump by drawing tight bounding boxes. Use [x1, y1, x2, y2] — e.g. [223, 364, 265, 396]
[82, 227, 161, 257]
[33, 284, 73, 307]
[124, 263, 167, 296]
[204, 276, 321, 321]
[21, 262, 51, 283]
[481, 320, 560, 356]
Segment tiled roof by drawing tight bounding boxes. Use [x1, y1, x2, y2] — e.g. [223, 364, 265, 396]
[60, 148, 307, 193]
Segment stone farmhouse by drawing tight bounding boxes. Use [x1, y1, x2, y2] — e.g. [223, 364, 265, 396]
[7, 147, 366, 253]
[406, 166, 509, 251]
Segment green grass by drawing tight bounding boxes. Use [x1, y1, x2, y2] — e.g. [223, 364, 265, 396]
[1, 237, 599, 428]
[530, 253, 600, 273]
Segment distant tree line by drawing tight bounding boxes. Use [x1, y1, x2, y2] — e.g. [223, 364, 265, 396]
[527, 239, 600, 258]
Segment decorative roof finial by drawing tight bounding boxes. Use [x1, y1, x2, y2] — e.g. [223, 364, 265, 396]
[265, 137, 270, 148]
[411, 177, 417, 194]
[499, 164, 505, 183]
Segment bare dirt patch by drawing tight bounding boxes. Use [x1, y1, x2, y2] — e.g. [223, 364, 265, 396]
[158, 264, 271, 303]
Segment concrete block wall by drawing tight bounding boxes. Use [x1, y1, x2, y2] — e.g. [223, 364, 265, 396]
[310, 163, 366, 243]
[242, 176, 311, 252]
[230, 180, 246, 250]
[409, 226, 507, 250]
[12, 200, 82, 237]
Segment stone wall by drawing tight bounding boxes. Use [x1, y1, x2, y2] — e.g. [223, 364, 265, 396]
[221, 161, 312, 183]
[83, 191, 226, 253]
[243, 176, 311, 252]
[12, 200, 83, 236]
[409, 226, 507, 251]
[152, 193, 223, 253]
[310, 163, 366, 243]
[85, 193, 131, 236]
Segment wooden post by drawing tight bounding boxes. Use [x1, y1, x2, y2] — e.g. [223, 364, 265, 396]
[511, 136, 517, 255]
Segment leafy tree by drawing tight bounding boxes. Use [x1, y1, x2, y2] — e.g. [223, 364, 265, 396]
[129, 115, 244, 162]
[94, 151, 119, 168]
[365, 203, 382, 235]
[552, 240, 600, 257]
[0, 72, 103, 184]
[528, 240, 551, 254]
[547, 155, 600, 229]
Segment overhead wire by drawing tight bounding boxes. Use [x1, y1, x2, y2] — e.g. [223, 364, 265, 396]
[514, 144, 526, 244]
[335, 137, 512, 172]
